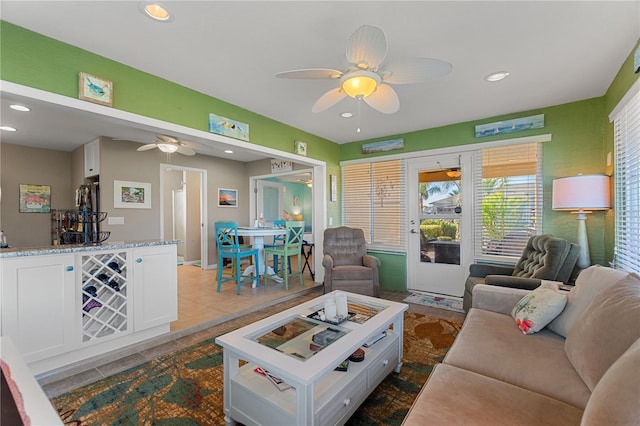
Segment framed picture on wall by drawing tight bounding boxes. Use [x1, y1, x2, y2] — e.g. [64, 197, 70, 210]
[19, 184, 51, 213]
[114, 180, 151, 209]
[218, 188, 237, 207]
[79, 72, 113, 107]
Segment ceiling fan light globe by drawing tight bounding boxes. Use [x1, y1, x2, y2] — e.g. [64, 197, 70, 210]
[340, 70, 380, 99]
[157, 143, 178, 153]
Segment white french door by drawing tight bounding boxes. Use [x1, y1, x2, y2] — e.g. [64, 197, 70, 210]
[407, 154, 473, 296]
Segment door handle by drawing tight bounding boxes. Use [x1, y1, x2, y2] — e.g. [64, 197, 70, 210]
[410, 229, 418, 234]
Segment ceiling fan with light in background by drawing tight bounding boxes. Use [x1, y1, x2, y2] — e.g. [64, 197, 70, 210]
[134, 134, 196, 156]
[276, 25, 452, 120]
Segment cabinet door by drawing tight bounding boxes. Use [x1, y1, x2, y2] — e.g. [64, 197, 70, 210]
[84, 138, 100, 177]
[1, 255, 77, 362]
[133, 245, 178, 331]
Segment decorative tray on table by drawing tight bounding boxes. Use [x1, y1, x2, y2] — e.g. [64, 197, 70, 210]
[307, 309, 355, 325]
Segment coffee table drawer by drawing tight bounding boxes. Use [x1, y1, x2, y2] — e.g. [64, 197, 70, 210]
[367, 333, 399, 389]
[317, 372, 366, 426]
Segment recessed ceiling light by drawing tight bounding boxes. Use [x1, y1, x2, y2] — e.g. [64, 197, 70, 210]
[10, 104, 30, 112]
[0, 126, 17, 132]
[340, 112, 353, 118]
[224, 149, 233, 154]
[485, 71, 510, 82]
[139, 2, 172, 22]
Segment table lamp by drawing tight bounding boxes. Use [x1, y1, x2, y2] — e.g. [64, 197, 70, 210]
[552, 174, 610, 269]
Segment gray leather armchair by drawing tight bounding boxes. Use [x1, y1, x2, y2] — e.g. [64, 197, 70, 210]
[463, 234, 580, 312]
[322, 226, 380, 297]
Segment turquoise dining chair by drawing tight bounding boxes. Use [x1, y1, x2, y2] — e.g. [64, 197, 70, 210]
[263, 221, 304, 290]
[215, 221, 260, 294]
[266, 219, 291, 274]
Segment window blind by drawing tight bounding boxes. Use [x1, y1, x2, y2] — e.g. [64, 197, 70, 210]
[473, 142, 542, 261]
[342, 160, 407, 251]
[613, 87, 640, 274]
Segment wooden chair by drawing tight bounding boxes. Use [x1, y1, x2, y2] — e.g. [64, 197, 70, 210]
[215, 221, 260, 294]
[263, 221, 304, 290]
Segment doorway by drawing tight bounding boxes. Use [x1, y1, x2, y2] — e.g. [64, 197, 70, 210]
[160, 164, 208, 268]
[407, 154, 472, 296]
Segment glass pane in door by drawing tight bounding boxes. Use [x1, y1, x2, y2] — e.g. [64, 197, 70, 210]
[419, 171, 461, 265]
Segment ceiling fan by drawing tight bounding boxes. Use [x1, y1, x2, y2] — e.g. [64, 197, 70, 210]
[276, 25, 452, 114]
[136, 134, 196, 156]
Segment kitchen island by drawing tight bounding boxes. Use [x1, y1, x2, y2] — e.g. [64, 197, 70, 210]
[0, 240, 179, 376]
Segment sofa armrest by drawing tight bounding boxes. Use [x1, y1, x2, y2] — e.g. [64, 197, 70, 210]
[362, 254, 380, 270]
[468, 263, 514, 278]
[485, 275, 542, 290]
[472, 284, 530, 315]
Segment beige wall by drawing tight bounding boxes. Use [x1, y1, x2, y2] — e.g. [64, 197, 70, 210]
[0, 143, 76, 247]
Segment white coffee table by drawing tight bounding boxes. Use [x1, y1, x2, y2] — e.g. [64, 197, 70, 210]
[215, 291, 408, 426]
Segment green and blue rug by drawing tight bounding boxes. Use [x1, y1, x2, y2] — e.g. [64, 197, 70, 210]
[52, 307, 461, 425]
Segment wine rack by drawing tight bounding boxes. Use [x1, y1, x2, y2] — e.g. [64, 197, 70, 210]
[81, 251, 129, 343]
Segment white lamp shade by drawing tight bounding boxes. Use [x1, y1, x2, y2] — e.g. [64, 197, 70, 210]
[552, 174, 611, 211]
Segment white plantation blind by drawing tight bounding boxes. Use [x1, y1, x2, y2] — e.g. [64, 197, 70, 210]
[473, 142, 543, 261]
[342, 160, 407, 251]
[612, 85, 640, 274]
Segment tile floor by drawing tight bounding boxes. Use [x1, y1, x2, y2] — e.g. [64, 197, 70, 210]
[39, 260, 466, 399]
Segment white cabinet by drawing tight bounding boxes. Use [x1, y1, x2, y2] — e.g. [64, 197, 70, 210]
[1, 255, 77, 363]
[0, 243, 178, 375]
[84, 138, 100, 177]
[133, 244, 178, 331]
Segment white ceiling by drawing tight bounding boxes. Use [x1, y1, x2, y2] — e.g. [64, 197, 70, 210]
[1, 1, 638, 159]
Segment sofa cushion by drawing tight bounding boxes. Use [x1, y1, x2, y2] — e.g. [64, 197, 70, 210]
[548, 265, 630, 337]
[511, 281, 567, 334]
[401, 363, 584, 426]
[565, 272, 640, 391]
[444, 308, 591, 408]
[581, 338, 640, 426]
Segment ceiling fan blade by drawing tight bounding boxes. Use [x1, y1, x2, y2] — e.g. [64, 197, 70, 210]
[276, 68, 343, 79]
[137, 143, 158, 152]
[312, 87, 347, 113]
[363, 84, 399, 114]
[380, 58, 452, 84]
[157, 134, 179, 144]
[346, 25, 387, 69]
[176, 145, 196, 156]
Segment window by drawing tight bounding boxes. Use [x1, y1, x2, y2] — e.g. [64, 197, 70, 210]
[342, 160, 406, 251]
[611, 84, 640, 274]
[473, 142, 543, 261]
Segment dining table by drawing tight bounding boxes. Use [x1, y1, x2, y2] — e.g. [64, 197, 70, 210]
[236, 226, 287, 285]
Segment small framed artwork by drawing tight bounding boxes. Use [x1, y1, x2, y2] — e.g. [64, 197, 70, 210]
[208, 113, 249, 141]
[295, 140, 307, 156]
[218, 188, 237, 207]
[79, 72, 113, 107]
[114, 180, 151, 209]
[19, 184, 51, 213]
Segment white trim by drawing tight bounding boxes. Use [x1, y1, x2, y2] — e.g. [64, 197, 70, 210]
[610, 77, 640, 121]
[340, 134, 552, 166]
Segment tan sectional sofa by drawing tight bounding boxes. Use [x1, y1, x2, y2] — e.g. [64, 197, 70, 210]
[403, 265, 640, 425]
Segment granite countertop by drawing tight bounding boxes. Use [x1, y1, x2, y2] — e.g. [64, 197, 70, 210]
[0, 240, 181, 259]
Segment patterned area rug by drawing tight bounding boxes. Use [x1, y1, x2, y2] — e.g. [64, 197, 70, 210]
[403, 292, 465, 313]
[51, 302, 462, 425]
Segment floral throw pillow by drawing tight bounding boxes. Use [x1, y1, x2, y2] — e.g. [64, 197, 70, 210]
[511, 282, 568, 334]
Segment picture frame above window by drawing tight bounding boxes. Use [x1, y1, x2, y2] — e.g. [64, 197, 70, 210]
[79, 72, 113, 107]
[114, 180, 151, 209]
